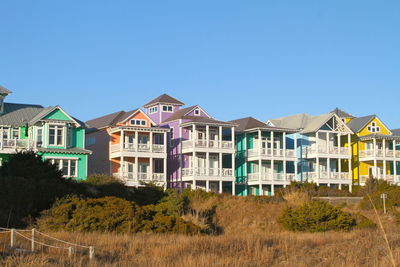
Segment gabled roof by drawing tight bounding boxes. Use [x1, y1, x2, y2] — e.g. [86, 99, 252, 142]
[331, 108, 354, 118]
[86, 111, 125, 129]
[180, 116, 236, 127]
[118, 109, 157, 126]
[29, 106, 82, 127]
[143, 94, 185, 108]
[268, 113, 352, 134]
[0, 103, 44, 126]
[229, 117, 268, 132]
[161, 105, 198, 123]
[0, 85, 11, 95]
[346, 115, 376, 133]
[391, 129, 400, 137]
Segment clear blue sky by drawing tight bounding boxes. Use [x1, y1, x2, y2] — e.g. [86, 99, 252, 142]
[1, 1, 399, 127]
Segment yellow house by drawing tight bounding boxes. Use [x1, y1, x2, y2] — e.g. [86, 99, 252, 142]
[342, 113, 400, 185]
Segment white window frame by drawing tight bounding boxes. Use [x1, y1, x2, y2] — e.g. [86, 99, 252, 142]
[368, 121, 380, 133]
[48, 124, 65, 146]
[47, 157, 78, 178]
[130, 119, 146, 126]
[194, 109, 200, 116]
[162, 105, 173, 112]
[149, 106, 158, 114]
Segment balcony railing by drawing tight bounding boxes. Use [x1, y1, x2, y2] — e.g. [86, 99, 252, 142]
[302, 147, 350, 156]
[359, 149, 400, 158]
[114, 172, 166, 182]
[247, 148, 296, 158]
[181, 140, 234, 150]
[110, 143, 166, 153]
[181, 168, 234, 177]
[305, 172, 351, 180]
[247, 173, 296, 182]
[0, 138, 35, 150]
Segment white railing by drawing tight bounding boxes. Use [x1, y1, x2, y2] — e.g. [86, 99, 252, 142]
[181, 140, 234, 150]
[247, 173, 295, 182]
[247, 148, 296, 158]
[181, 168, 234, 177]
[359, 149, 400, 158]
[0, 138, 34, 150]
[114, 172, 165, 182]
[306, 172, 351, 180]
[302, 146, 349, 156]
[110, 143, 165, 153]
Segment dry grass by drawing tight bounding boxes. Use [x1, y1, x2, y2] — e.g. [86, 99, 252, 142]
[1, 196, 399, 266]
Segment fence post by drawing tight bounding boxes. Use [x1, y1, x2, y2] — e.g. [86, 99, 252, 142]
[31, 228, 35, 252]
[10, 229, 16, 248]
[89, 246, 95, 260]
[68, 247, 74, 257]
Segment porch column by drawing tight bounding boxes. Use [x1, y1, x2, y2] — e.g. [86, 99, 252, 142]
[383, 159, 387, 180]
[283, 159, 287, 187]
[394, 161, 398, 183]
[231, 153, 235, 179]
[206, 125, 210, 148]
[120, 130, 125, 150]
[164, 132, 167, 153]
[192, 124, 196, 147]
[219, 126, 223, 148]
[316, 132, 319, 154]
[373, 138, 377, 178]
[163, 157, 167, 185]
[383, 139, 386, 157]
[120, 156, 124, 177]
[326, 132, 330, 153]
[294, 134, 298, 179]
[219, 153, 223, 178]
[135, 156, 138, 180]
[206, 180, 210, 192]
[219, 180, 222, 194]
[232, 181, 235, 196]
[206, 152, 210, 176]
[149, 158, 153, 181]
[316, 157, 320, 181]
[231, 127, 235, 149]
[283, 132, 287, 156]
[348, 134, 352, 181]
[271, 131, 274, 156]
[393, 140, 396, 156]
[134, 131, 138, 150]
[338, 158, 342, 180]
[327, 158, 331, 179]
[338, 134, 341, 155]
[149, 132, 153, 152]
[258, 129, 262, 156]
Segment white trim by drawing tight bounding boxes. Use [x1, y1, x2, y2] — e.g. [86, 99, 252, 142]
[183, 105, 212, 118]
[44, 156, 80, 160]
[33, 106, 81, 127]
[120, 109, 158, 126]
[162, 105, 174, 113]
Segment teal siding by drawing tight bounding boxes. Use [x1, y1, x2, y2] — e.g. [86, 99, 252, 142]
[39, 152, 88, 180]
[44, 109, 71, 121]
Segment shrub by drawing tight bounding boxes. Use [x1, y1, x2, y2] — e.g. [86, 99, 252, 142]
[359, 187, 400, 210]
[352, 213, 376, 229]
[278, 200, 356, 232]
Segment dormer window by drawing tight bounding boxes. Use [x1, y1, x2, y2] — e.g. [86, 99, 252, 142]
[162, 105, 173, 112]
[130, 119, 146, 126]
[49, 124, 64, 146]
[149, 106, 158, 114]
[194, 109, 200, 116]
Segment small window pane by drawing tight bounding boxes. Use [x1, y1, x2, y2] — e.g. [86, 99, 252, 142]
[62, 160, 69, 176]
[70, 161, 76, 176]
[141, 120, 146, 125]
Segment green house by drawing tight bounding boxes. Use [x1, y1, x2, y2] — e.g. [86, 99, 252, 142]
[0, 86, 90, 180]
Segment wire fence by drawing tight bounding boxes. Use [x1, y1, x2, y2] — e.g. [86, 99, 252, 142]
[0, 227, 95, 260]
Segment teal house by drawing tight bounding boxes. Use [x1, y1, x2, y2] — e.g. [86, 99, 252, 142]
[229, 117, 298, 196]
[0, 86, 90, 180]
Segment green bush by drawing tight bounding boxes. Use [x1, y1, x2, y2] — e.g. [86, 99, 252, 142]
[276, 181, 355, 197]
[352, 213, 376, 229]
[278, 200, 356, 232]
[359, 187, 400, 210]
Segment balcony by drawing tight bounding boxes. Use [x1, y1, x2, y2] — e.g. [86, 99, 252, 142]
[302, 146, 350, 158]
[359, 149, 400, 159]
[247, 148, 296, 159]
[0, 138, 35, 152]
[303, 172, 351, 184]
[110, 143, 166, 155]
[181, 168, 234, 180]
[181, 140, 234, 153]
[113, 172, 166, 185]
[359, 175, 400, 185]
[247, 173, 296, 183]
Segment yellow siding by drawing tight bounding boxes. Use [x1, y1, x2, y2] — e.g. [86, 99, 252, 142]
[359, 117, 391, 136]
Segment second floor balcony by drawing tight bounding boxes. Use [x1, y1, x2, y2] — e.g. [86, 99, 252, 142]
[303, 171, 352, 182]
[181, 167, 234, 179]
[301, 146, 350, 158]
[113, 172, 166, 185]
[247, 172, 296, 183]
[247, 148, 296, 159]
[0, 138, 36, 152]
[359, 149, 400, 159]
[110, 143, 166, 154]
[181, 139, 234, 152]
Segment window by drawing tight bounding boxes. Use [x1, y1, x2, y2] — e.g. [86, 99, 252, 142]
[12, 128, 19, 139]
[162, 105, 173, 112]
[2, 127, 9, 140]
[194, 109, 200, 116]
[37, 127, 43, 147]
[49, 158, 78, 177]
[49, 125, 64, 146]
[130, 119, 146, 126]
[149, 106, 158, 114]
[367, 121, 380, 133]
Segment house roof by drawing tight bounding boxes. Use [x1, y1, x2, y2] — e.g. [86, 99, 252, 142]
[391, 129, 400, 137]
[86, 111, 125, 129]
[0, 85, 11, 95]
[179, 116, 236, 127]
[0, 103, 44, 126]
[346, 115, 376, 133]
[39, 147, 92, 155]
[331, 108, 354, 118]
[268, 113, 351, 134]
[143, 94, 185, 108]
[228, 117, 294, 133]
[161, 105, 197, 123]
[357, 133, 400, 141]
